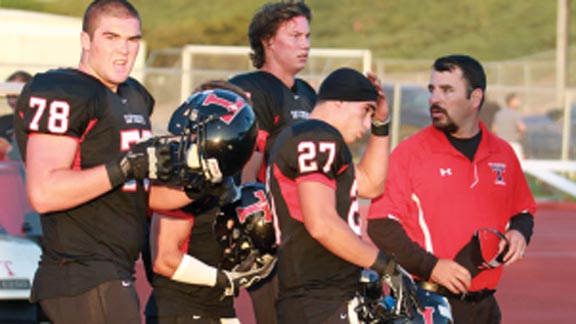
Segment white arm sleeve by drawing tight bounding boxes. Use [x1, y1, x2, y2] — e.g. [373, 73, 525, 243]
[171, 254, 218, 286]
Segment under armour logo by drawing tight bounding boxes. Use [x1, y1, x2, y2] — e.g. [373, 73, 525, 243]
[440, 168, 452, 176]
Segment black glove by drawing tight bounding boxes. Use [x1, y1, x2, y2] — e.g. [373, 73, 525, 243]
[184, 176, 239, 206]
[216, 253, 277, 298]
[106, 137, 177, 188]
[150, 140, 178, 182]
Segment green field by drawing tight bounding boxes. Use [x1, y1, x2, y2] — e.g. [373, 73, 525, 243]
[1, 0, 575, 61]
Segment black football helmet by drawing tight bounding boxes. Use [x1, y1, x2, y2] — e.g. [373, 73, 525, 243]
[356, 269, 453, 324]
[214, 182, 277, 270]
[168, 88, 257, 183]
[409, 285, 453, 324]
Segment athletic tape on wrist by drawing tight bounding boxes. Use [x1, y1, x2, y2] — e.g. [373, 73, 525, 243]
[171, 254, 218, 287]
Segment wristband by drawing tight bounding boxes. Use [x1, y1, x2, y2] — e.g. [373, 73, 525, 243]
[172, 254, 218, 286]
[370, 251, 397, 276]
[105, 158, 126, 188]
[371, 116, 390, 137]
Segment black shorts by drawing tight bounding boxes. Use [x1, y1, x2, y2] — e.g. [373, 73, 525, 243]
[39, 279, 140, 324]
[449, 294, 501, 324]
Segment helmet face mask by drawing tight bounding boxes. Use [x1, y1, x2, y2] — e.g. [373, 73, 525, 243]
[168, 89, 258, 183]
[214, 183, 277, 270]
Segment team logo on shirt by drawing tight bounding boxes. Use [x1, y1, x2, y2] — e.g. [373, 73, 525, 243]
[488, 162, 506, 186]
[439, 168, 452, 176]
[202, 92, 246, 124]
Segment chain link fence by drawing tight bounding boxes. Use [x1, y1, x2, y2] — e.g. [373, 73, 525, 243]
[2, 48, 575, 159]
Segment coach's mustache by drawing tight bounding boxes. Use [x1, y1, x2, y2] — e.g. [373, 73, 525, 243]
[430, 104, 447, 114]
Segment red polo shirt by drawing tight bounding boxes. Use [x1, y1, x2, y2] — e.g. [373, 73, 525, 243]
[368, 122, 536, 290]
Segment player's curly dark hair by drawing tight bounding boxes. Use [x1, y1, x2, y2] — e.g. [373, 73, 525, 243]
[83, 0, 141, 37]
[248, 1, 312, 69]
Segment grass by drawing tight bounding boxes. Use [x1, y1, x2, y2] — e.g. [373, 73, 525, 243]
[1, 0, 575, 61]
[526, 173, 576, 202]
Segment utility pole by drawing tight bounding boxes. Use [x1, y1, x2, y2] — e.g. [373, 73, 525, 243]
[556, 0, 571, 160]
[556, 0, 569, 109]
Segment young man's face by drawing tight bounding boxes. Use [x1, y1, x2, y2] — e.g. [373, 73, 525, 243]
[264, 16, 310, 75]
[339, 101, 375, 144]
[80, 15, 141, 91]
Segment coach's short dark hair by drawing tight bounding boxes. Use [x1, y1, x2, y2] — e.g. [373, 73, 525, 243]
[433, 54, 486, 107]
[248, 1, 312, 69]
[83, 0, 141, 36]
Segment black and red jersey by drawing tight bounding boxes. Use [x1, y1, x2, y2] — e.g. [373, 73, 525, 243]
[268, 119, 361, 322]
[14, 68, 154, 300]
[229, 71, 316, 182]
[145, 204, 235, 319]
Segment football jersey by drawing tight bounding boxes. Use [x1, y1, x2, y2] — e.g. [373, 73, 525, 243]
[229, 71, 316, 182]
[368, 123, 536, 291]
[268, 119, 361, 322]
[145, 205, 235, 318]
[14, 68, 154, 300]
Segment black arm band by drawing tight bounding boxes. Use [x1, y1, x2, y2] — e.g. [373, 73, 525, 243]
[370, 251, 397, 276]
[509, 212, 534, 245]
[216, 270, 231, 289]
[371, 119, 390, 137]
[105, 159, 126, 188]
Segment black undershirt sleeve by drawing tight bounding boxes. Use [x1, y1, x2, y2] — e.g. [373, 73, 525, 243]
[508, 212, 535, 245]
[367, 218, 438, 280]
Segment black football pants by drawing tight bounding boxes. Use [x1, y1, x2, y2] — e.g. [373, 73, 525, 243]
[39, 279, 140, 324]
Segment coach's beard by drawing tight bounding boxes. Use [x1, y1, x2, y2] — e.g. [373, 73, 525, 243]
[430, 105, 459, 134]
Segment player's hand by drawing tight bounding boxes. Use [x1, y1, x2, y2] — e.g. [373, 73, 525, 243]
[106, 137, 177, 187]
[0, 137, 12, 155]
[504, 229, 527, 265]
[366, 72, 390, 123]
[429, 259, 471, 295]
[220, 253, 277, 297]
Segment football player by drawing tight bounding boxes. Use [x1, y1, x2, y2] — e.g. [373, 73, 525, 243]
[229, 2, 316, 323]
[13, 1, 171, 323]
[145, 82, 276, 324]
[268, 68, 412, 323]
